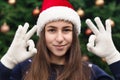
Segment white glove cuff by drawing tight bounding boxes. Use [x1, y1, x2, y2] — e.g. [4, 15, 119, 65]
[105, 50, 120, 65]
[1, 54, 17, 69]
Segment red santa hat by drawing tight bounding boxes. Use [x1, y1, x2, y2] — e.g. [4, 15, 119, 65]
[37, 0, 81, 36]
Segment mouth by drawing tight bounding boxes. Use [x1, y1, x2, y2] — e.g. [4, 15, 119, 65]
[54, 45, 66, 50]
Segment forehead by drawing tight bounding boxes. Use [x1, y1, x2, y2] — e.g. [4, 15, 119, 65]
[45, 20, 73, 28]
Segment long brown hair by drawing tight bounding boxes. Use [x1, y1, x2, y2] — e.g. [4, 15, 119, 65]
[24, 20, 91, 80]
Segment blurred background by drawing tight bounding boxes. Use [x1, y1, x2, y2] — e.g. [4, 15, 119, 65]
[0, 0, 120, 75]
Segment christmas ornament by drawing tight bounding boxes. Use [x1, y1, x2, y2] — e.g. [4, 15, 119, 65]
[32, 7, 40, 16]
[102, 58, 106, 62]
[85, 28, 92, 35]
[8, 0, 16, 5]
[0, 22, 10, 33]
[95, 0, 104, 7]
[77, 8, 85, 17]
[82, 55, 89, 61]
[109, 19, 115, 27]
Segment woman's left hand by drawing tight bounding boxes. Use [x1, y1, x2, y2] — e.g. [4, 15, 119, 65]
[85, 17, 120, 64]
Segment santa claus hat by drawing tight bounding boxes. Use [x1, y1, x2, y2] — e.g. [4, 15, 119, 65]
[37, 0, 81, 36]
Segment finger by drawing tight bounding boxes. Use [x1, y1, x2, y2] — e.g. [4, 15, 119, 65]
[88, 35, 96, 43]
[15, 25, 23, 39]
[30, 48, 37, 54]
[88, 35, 96, 47]
[87, 42, 98, 56]
[25, 47, 37, 59]
[23, 22, 29, 34]
[19, 23, 29, 39]
[86, 19, 99, 35]
[87, 43, 94, 52]
[25, 25, 37, 40]
[106, 19, 111, 33]
[94, 17, 105, 32]
[27, 39, 35, 49]
[87, 35, 96, 53]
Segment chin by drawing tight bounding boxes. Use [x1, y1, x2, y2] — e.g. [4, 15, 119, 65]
[52, 51, 66, 57]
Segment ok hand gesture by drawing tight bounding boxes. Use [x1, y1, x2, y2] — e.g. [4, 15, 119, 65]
[1, 23, 37, 69]
[86, 17, 120, 64]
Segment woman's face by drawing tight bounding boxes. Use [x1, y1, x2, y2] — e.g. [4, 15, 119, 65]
[45, 21, 73, 61]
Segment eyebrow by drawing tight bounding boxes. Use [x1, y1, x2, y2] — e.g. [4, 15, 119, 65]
[46, 26, 57, 29]
[63, 26, 72, 28]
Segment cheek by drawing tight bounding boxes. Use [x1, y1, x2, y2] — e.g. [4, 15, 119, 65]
[45, 33, 54, 44]
[65, 34, 73, 43]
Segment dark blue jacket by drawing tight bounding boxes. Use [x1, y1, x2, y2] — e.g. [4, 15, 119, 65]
[0, 59, 120, 80]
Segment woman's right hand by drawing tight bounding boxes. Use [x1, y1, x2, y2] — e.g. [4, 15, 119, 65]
[1, 23, 37, 69]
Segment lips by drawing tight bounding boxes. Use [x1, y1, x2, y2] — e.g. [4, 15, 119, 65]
[54, 45, 65, 50]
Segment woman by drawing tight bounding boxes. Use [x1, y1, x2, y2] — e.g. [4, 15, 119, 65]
[0, 0, 120, 80]
[24, 19, 91, 80]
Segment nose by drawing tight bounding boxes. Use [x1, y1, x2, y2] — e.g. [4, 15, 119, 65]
[56, 31, 64, 43]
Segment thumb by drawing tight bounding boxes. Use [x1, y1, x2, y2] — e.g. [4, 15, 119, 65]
[87, 43, 94, 52]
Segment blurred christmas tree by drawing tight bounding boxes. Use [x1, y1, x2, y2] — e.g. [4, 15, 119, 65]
[0, 0, 120, 75]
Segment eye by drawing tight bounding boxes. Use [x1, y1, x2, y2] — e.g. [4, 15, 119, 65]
[63, 28, 72, 33]
[48, 29, 56, 33]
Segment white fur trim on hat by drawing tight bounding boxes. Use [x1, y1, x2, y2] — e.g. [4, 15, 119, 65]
[37, 6, 81, 36]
